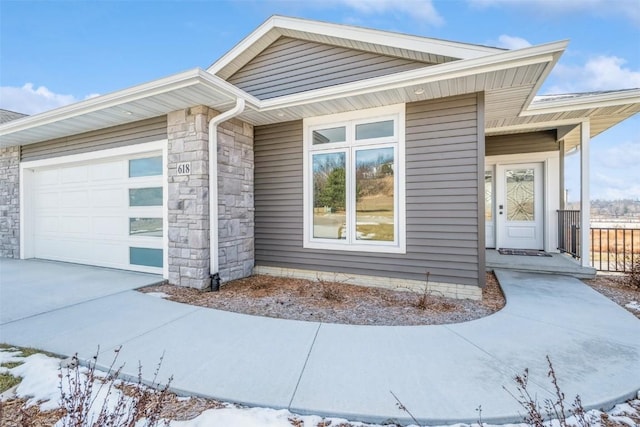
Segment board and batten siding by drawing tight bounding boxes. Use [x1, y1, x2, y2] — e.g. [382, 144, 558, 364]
[254, 94, 483, 287]
[228, 37, 431, 100]
[485, 130, 557, 157]
[21, 116, 167, 162]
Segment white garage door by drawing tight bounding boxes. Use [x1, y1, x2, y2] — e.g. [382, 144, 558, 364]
[31, 152, 164, 273]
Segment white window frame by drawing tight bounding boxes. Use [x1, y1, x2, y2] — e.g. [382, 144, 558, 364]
[303, 104, 406, 254]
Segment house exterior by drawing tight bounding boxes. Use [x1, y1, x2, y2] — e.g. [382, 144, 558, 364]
[1, 16, 638, 299]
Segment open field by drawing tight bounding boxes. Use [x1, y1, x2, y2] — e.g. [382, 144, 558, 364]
[590, 227, 640, 272]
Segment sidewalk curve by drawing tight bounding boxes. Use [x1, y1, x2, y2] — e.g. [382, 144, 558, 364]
[1, 260, 638, 424]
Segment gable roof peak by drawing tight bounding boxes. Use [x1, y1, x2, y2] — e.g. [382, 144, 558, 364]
[208, 15, 506, 81]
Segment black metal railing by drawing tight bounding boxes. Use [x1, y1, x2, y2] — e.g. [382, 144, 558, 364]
[557, 210, 581, 259]
[590, 227, 640, 272]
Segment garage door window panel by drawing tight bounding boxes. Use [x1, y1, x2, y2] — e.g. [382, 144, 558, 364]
[129, 156, 162, 177]
[130, 247, 163, 268]
[129, 218, 163, 237]
[129, 187, 163, 206]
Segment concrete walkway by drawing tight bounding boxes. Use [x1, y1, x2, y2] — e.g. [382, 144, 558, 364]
[1, 259, 639, 424]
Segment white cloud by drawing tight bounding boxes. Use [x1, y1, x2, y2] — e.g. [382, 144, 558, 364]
[565, 129, 640, 201]
[467, 0, 640, 26]
[598, 140, 640, 169]
[496, 35, 532, 50]
[546, 55, 640, 93]
[0, 83, 98, 115]
[337, 0, 444, 26]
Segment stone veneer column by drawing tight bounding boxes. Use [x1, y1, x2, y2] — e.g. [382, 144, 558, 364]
[216, 117, 255, 283]
[166, 106, 255, 288]
[167, 106, 211, 289]
[0, 146, 20, 258]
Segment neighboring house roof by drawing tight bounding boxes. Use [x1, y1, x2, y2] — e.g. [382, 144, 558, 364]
[0, 15, 638, 148]
[0, 109, 28, 124]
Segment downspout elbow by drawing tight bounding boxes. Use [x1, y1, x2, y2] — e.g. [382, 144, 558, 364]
[208, 98, 246, 291]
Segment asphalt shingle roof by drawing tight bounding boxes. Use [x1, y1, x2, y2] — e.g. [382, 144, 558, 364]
[0, 109, 28, 124]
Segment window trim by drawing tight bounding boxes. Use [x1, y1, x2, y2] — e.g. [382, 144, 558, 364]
[303, 104, 406, 254]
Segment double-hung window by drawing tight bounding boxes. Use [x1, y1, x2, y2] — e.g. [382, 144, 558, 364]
[303, 104, 405, 253]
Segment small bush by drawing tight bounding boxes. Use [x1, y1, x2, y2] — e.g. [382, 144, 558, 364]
[625, 253, 640, 290]
[58, 347, 172, 427]
[504, 355, 593, 427]
[412, 272, 450, 311]
[322, 287, 343, 302]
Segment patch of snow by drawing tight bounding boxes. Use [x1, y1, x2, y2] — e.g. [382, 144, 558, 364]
[146, 291, 170, 299]
[11, 353, 63, 411]
[1, 348, 639, 427]
[0, 348, 24, 367]
[625, 300, 640, 311]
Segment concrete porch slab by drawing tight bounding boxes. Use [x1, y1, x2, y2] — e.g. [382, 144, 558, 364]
[486, 249, 597, 279]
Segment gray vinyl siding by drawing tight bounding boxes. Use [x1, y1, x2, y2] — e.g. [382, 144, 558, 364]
[254, 94, 481, 287]
[21, 116, 167, 162]
[228, 37, 430, 100]
[486, 130, 558, 157]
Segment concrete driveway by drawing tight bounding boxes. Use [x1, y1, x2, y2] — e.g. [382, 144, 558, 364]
[0, 258, 639, 425]
[0, 258, 163, 323]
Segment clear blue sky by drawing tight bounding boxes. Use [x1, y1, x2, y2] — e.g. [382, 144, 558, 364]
[1, 0, 638, 201]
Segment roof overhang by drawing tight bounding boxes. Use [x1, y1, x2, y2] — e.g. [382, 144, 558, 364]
[233, 39, 567, 126]
[0, 69, 260, 147]
[208, 15, 506, 80]
[486, 89, 640, 149]
[0, 38, 568, 148]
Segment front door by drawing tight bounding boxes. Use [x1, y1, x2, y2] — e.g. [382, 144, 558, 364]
[496, 162, 543, 250]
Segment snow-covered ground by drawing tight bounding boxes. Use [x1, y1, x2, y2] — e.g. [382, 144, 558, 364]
[1, 347, 639, 427]
[626, 301, 640, 312]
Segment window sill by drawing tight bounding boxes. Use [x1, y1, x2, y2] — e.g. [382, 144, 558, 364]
[303, 240, 406, 254]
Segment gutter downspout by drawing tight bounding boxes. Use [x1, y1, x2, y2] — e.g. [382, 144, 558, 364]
[208, 98, 246, 290]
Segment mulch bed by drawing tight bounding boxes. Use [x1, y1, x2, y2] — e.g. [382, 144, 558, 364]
[583, 273, 640, 319]
[140, 273, 506, 326]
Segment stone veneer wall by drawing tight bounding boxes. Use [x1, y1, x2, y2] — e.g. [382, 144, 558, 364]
[166, 106, 254, 288]
[0, 146, 20, 258]
[217, 118, 254, 283]
[167, 106, 212, 288]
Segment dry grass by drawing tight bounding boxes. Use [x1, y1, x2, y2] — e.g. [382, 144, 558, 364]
[140, 273, 505, 326]
[0, 398, 65, 427]
[591, 228, 640, 255]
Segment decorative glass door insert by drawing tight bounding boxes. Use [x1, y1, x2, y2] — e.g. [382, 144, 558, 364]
[505, 168, 535, 221]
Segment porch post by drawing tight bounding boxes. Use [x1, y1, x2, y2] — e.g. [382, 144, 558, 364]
[559, 139, 565, 209]
[580, 120, 590, 266]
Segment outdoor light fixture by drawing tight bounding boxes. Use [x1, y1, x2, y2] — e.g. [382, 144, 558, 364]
[414, 88, 425, 95]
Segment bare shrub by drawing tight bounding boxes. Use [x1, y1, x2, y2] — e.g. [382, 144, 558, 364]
[412, 272, 454, 311]
[504, 355, 594, 427]
[321, 286, 344, 302]
[316, 273, 347, 302]
[394, 356, 602, 427]
[625, 253, 640, 290]
[58, 347, 172, 427]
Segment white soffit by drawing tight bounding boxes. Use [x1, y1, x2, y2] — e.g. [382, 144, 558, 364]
[235, 41, 565, 126]
[209, 15, 506, 80]
[486, 89, 640, 137]
[0, 69, 259, 147]
[1, 32, 572, 146]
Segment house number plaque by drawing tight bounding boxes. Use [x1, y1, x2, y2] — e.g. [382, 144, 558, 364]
[176, 162, 191, 176]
